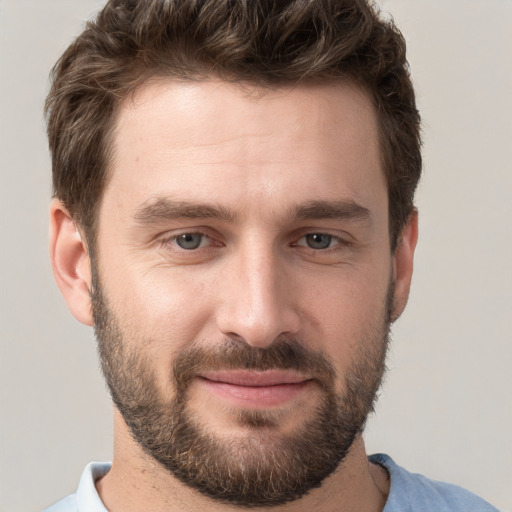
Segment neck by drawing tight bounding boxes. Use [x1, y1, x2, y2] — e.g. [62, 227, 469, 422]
[96, 411, 389, 512]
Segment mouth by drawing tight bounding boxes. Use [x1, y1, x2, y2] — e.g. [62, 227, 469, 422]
[196, 370, 314, 408]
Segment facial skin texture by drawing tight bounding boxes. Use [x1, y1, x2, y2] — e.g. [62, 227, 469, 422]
[91, 276, 391, 506]
[50, 79, 417, 511]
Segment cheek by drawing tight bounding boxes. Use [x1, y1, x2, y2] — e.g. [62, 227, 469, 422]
[101, 260, 216, 356]
[299, 265, 391, 367]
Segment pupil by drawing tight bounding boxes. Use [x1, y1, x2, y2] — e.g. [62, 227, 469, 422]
[177, 233, 202, 249]
[307, 234, 331, 249]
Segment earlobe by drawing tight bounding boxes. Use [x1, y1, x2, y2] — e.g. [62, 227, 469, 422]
[391, 210, 418, 322]
[49, 199, 94, 326]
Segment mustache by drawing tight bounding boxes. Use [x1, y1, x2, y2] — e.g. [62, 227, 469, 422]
[172, 336, 337, 392]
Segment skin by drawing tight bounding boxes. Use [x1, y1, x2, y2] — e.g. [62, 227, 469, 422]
[50, 79, 418, 511]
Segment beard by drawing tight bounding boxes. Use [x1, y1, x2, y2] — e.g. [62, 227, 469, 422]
[92, 273, 392, 508]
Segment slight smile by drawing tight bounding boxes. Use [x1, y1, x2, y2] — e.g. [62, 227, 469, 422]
[197, 370, 314, 408]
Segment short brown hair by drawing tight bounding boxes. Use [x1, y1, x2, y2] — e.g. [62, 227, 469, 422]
[45, 0, 421, 248]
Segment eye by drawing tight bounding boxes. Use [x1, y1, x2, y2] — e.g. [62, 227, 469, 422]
[174, 233, 209, 250]
[297, 233, 339, 250]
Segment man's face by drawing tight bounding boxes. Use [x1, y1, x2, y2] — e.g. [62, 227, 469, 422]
[91, 79, 399, 506]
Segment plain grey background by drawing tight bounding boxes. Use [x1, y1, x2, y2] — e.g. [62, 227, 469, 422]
[0, 0, 511, 511]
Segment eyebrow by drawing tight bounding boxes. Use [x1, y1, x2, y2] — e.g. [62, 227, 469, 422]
[133, 197, 235, 224]
[133, 197, 370, 226]
[292, 200, 371, 222]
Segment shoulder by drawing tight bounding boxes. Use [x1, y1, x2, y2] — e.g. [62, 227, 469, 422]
[42, 462, 111, 512]
[369, 453, 499, 512]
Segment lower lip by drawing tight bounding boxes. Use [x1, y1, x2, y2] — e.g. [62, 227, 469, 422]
[198, 378, 312, 408]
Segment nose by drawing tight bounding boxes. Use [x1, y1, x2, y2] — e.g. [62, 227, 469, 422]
[215, 243, 301, 348]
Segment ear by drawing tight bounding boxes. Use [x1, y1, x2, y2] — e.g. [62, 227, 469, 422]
[49, 199, 94, 326]
[391, 210, 418, 322]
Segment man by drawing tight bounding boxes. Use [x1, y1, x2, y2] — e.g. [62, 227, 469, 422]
[43, 0, 499, 511]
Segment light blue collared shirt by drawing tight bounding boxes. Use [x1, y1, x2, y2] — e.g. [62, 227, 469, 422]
[43, 454, 500, 511]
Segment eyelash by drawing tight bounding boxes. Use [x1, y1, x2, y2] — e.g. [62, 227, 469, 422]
[292, 233, 346, 251]
[160, 231, 350, 253]
[160, 231, 220, 251]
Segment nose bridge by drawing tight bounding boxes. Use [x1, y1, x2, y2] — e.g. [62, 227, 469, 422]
[216, 237, 299, 347]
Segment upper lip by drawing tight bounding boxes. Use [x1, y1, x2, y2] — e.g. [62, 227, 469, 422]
[198, 370, 312, 387]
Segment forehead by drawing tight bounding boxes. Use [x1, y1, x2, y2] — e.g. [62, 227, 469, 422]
[104, 78, 385, 222]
